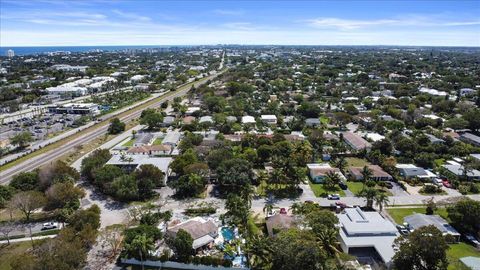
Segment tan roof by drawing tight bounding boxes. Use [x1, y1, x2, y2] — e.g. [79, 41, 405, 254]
[168, 219, 217, 240]
[349, 165, 392, 178]
[127, 144, 171, 154]
[266, 214, 295, 236]
[343, 132, 371, 149]
[310, 167, 341, 177]
[183, 116, 196, 124]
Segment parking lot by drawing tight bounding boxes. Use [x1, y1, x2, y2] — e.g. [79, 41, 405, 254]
[1, 113, 85, 146]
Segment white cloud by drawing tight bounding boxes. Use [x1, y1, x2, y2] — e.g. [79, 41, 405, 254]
[305, 16, 480, 30]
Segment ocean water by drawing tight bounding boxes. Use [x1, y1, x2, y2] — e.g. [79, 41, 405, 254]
[0, 45, 179, 56]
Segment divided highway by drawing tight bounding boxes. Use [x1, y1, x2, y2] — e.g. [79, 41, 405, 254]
[0, 68, 226, 184]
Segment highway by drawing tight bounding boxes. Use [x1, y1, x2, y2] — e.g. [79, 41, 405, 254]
[0, 60, 226, 184]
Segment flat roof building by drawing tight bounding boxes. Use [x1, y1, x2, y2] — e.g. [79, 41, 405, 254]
[338, 207, 399, 266]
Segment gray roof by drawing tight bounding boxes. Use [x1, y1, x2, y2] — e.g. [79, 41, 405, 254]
[305, 118, 320, 125]
[399, 167, 427, 177]
[471, 154, 480, 161]
[337, 207, 398, 264]
[461, 133, 480, 143]
[442, 164, 480, 177]
[425, 134, 445, 144]
[460, 256, 480, 270]
[339, 207, 397, 236]
[404, 214, 460, 236]
[134, 133, 154, 145]
[162, 131, 182, 145]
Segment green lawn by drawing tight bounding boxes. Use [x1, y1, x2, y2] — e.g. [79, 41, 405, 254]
[345, 157, 369, 167]
[346, 181, 393, 196]
[309, 182, 345, 197]
[152, 138, 163, 145]
[320, 116, 330, 125]
[386, 207, 449, 224]
[447, 242, 480, 270]
[122, 139, 134, 147]
[0, 241, 41, 270]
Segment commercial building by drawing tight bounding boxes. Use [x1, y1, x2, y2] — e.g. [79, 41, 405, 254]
[7, 49, 14, 58]
[47, 103, 100, 115]
[338, 207, 399, 266]
[51, 64, 88, 72]
[46, 86, 88, 97]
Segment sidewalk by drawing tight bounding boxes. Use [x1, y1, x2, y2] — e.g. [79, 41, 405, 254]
[0, 234, 56, 244]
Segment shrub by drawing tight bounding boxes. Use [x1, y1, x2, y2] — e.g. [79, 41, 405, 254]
[458, 185, 469, 195]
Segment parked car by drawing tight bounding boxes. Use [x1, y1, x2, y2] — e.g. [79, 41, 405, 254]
[42, 222, 58, 230]
[335, 201, 347, 208]
[432, 178, 443, 187]
[327, 194, 340, 200]
[396, 225, 410, 235]
[338, 181, 348, 190]
[442, 180, 452, 188]
[279, 208, 287, 214]
[384, 182, 393, 189]
[465, 234, 480, 248]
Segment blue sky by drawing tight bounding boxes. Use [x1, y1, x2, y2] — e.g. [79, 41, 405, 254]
[1, 0, 479, 46]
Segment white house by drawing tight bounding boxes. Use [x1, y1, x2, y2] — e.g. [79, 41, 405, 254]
[260, 115, 277, 124]
[338, 207, 399, 266]
[242, 115, 256, 124]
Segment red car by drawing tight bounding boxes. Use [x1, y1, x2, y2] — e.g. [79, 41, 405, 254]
[442, 180, 452, 188]
[279, 208, 287, 214]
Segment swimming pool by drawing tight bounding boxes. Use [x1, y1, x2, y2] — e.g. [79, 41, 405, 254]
[221, 227, 234, 241]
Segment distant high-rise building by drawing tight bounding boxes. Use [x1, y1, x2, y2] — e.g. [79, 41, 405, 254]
[7, 49, 14, 58]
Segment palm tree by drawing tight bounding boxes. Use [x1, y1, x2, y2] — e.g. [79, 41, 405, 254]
[324, 171, 341, 191]
[374, 192, 390, 212]
[263, 202, 274, 217]
[361, 165, 373, 190]
[335, 157, 348, 174]
[357, 187, 378, 209]
[245, 235, 273, 270]
[125, 234, 155, 270]
[316, 227, 341, 258]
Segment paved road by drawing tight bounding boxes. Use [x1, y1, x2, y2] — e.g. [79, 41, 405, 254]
[0, 68, 226, 184]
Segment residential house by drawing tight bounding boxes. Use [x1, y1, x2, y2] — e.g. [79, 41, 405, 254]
[305, 118, 321, 127]
[342, 132, 372, 151]
[167, 217, 218, 251]
[106, 154, 172, 184]
[349, 165, 393, 181]
[442, 164, 480, 181]
[241, 115, 256, 124]
[162, 131, 182, 147]
[307, 163, 346, 183]
[460, 133, 480, 147]
[133, 133, 154, 147]
[260, 115, 277, 124]
[127, 145, 172, 156]
[405, 214, 460, 242]
[396, 164, 436, 180]
[337, 207, 399, 266]
[266, 214, 295, 237]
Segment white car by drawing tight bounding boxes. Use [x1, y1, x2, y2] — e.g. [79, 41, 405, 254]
[42, 222, 58, 230]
